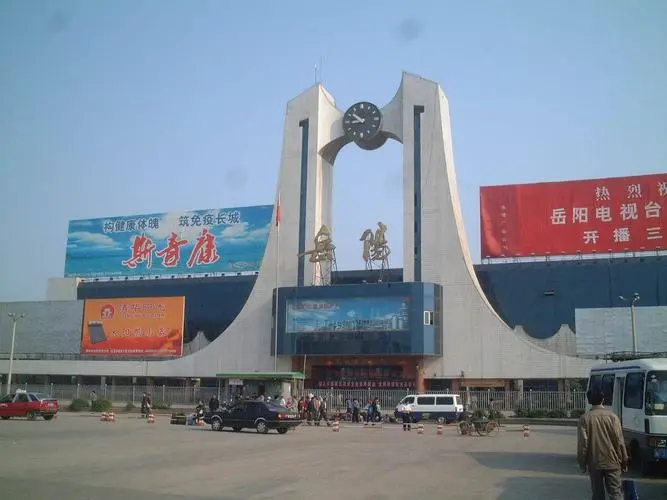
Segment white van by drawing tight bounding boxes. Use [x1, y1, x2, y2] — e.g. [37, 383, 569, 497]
[588, 356, 667, 473]
[395, 393, 464, 423]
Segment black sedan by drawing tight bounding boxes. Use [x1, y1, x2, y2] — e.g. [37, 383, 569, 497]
[204, 400, 302, 434]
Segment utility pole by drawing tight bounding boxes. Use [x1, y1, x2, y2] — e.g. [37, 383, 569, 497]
[6, 313, 25, 394]
[619, 294, 640, 354]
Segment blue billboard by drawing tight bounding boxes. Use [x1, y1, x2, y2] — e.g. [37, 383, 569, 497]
[65, 205, 274, 278]
[285, 296, 410, 334]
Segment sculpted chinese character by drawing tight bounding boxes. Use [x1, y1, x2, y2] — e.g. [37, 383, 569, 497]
[613, 227, 631, 243]
[360, 222, 391, 269]
[644, 201, 661, 219]
[550, 208, 567, 225]
[299, 225, 335, 263]
[156, 232, 188, 268]
[122, 235, 156, 269]
[620, 203, 638, 221]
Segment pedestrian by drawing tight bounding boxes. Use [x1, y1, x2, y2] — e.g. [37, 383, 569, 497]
[577, 388, 628, 500]
[89, 390, 97, 413]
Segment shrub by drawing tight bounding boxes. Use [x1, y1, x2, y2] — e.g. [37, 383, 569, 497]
[570, 408, 586, 419]
[514, 408, 553, 418]
[69, 398, 89, 412]
[91, 399, 112, 412]
[151, 401, 172, 410]
[125, 402, 136, 412]
[547, 409, 569, 419]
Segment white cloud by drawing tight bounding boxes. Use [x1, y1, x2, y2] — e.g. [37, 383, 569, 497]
[69, 232, 118, 248]
[220, 221, 271, 244]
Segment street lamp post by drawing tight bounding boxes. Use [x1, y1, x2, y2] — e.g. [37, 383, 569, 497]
[619, 294, 640, 354]
[6, 313, 25, 394]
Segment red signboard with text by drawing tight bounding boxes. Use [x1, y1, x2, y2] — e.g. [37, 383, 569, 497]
[480, 173, 666, 258]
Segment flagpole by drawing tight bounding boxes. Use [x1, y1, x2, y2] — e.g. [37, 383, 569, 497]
[273, 194, 281, 372]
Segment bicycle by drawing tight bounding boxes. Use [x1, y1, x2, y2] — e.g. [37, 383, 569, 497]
[457, 418, 500, 436]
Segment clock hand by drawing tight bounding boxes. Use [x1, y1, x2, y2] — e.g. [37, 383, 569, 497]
[351, 114, 365, 123]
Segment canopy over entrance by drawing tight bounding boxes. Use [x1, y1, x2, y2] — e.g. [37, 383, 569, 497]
[216, 371, 305, 381]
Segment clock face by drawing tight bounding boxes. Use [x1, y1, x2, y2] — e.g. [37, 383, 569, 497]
[342, 101, 383, 141]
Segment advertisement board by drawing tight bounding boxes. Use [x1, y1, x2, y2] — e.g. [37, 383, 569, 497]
[65, 205, 273, 278]
[285, 297, 410, 334]
[480, 173, 667, 258]
[81, 297, 185, 357]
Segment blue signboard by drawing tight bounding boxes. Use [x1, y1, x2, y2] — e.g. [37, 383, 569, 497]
[65, 205, 274, 278]
[285, 297, 410, 334]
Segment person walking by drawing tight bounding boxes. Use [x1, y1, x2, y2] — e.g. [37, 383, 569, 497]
[577, 389, 628, 500]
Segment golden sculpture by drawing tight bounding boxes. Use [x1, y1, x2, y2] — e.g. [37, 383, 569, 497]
[298, 224, 338, 285]
[360, 222, 391, 270]
[299, 225, 336, 263]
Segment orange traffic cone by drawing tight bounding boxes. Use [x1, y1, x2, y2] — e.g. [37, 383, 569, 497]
[417, 423, 425, 435]
[332, 420, 340, 432]
[523, 425, 530, 437]
[147, 413, 155, 424]
[436, 422, 444, 436]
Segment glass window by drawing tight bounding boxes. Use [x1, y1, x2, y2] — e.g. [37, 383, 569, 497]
[401, 396, 415, 405]
[29, 394, 39, 402]
[588, 374, 602, 394]
[416, 396, 435, 405]
[646, 371, 667, 416]
[601, 374, 615, 406]
[624, 372, 644, 410]
[0, 394, 12, 403]
[17, 394, 29, 403]
[436, 396, 454, 405]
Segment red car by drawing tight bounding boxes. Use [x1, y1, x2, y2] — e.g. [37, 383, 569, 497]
[0, 390, 59, 420]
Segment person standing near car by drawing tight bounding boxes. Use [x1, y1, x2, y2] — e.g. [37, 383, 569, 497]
[577, 389, 628, 500]
[209, 395, 220, 412]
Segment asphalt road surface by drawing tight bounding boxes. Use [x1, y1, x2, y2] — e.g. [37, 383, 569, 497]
[0, 414, 665, 500]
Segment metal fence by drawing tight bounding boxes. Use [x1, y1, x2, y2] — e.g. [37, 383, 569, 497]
[12, 383, 587, 412]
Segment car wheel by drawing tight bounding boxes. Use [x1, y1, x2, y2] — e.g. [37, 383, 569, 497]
[232, 427, 242, 432]
[43, 415, 54, 421]
[26, 411, 37, 421]
[277, 427, 288, 435]
[211, 418, 222, 431]
[256, 420, 269, 434]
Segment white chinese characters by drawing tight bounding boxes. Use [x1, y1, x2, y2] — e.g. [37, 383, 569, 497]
[646, 227, 663, 241]
[613, 228, 631, 243]
[550, 208, 567, 225]
[595, 206, 612, 222]
[595, 186, 611, 201]
[626, 183, 642, 199]
[620, 203, 638, 221]
[572, 207, 588, 223]
[644, 201, 661, 218]
[583, 231, 599, 244]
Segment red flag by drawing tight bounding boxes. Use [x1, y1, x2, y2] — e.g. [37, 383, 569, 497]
[275, 195, 281, 226]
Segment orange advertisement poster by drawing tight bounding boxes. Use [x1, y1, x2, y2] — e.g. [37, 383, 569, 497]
[81, 297, 185, 357]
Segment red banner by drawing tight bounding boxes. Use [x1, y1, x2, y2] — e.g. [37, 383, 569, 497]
[480, 173, 667, 258]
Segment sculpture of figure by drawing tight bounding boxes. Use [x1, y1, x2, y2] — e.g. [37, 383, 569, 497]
[360, 229, 374, 265]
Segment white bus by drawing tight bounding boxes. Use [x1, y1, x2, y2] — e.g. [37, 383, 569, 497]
[587, 356, 667, 473]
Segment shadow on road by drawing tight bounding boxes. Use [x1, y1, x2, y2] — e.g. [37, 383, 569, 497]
[469, 451, 577, 474]
[497, 476, 589, 500]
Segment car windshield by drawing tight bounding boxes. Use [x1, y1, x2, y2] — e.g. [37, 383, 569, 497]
[646, 371, 667, 416]
[32, 393, 52, 401]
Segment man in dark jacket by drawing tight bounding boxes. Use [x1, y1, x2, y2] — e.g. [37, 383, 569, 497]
[577, 389, 628, 500]
[209, 395, 220, 412]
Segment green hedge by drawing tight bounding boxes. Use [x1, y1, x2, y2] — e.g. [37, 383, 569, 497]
[514, 408, 582, 418]
[69, 398, 89, 412]
[472, 409, 504, 420]
[151, 401, 172, 410]
[91, 399, 112, 412]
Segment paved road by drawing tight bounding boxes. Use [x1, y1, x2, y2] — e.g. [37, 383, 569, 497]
[0, 414, 665, 499]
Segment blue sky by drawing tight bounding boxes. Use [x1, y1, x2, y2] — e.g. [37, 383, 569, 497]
[1, 1, 666, 301]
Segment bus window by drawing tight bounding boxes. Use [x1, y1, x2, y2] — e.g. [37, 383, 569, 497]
[623, 372, 644, 409]
[646, 371, 667, 416]
[601, 374, 615, 406]
[588, 374, 602, 394]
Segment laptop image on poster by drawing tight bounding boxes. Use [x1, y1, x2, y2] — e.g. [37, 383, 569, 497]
[88, 321, 107, 344]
